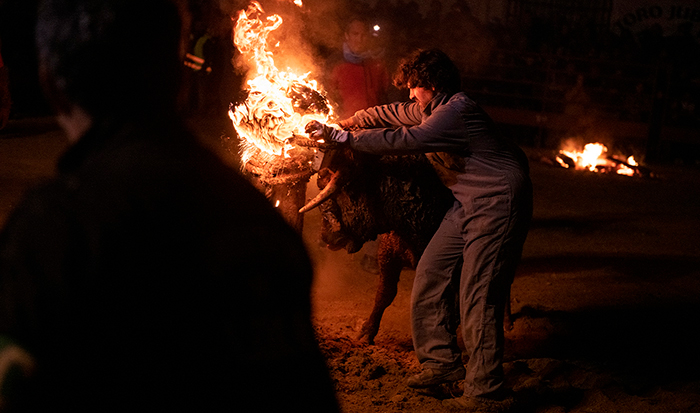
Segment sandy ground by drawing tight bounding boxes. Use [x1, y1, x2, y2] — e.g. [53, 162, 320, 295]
[304, 149, 700, 413]
[2, 117, 700, 412]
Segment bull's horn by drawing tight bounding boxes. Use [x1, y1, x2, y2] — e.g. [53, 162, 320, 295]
[298, 170, 341, 214]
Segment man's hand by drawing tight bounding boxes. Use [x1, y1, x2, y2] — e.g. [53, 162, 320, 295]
[305, 121, 349, 143]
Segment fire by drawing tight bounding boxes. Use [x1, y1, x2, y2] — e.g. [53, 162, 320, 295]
[616, 156, 638, 177]
[557, 142, 608, 172]
[556, 142, 642, 177]
[229, 2, 332, 164]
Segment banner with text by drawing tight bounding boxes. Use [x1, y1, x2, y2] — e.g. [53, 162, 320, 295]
[612, 0, 700, 38]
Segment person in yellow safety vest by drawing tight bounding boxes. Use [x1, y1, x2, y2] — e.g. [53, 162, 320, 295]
[183, 30, 216, 115]
[184, 32, 212, 73]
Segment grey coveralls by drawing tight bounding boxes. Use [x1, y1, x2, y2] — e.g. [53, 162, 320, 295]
[345, 92, 532, 397]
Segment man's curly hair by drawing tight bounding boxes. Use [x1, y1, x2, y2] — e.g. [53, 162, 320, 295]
[393, 49, 461, 95]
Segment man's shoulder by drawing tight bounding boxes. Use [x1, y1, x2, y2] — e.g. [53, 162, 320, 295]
[0, 177, 78, 260]
[326, 52, 349, 71]
[447, 92, 473, 104]
[330, 59, 361, 73]
[441, 92, 479, 112]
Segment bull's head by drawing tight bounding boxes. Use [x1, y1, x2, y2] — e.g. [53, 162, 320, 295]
[299, 147, 383, 253]
[298, 147, 455, 255]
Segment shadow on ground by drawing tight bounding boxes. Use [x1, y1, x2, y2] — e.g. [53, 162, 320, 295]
[509, 253, 700, 391]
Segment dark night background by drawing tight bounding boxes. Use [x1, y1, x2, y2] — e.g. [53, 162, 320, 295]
[2, 0, 700, 165]
[2, 1, 700, 411]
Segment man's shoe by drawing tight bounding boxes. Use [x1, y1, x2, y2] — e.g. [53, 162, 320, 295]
[442, 393, 515, 412]
[406, 366, 465, 388]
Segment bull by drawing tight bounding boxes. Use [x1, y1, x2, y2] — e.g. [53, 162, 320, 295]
[299, 146, 514, 344]
[300, 147, 443, 344]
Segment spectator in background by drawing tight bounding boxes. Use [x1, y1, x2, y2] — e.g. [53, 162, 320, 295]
[183, 20, 216, 115]
[183, 15, 233, 117]
[563, 73, 595, 136]
[0, 37, 10, 130]
[326, 16, 391, 274]
[0, 0, 339, 411]
[326, 17, 390, 120]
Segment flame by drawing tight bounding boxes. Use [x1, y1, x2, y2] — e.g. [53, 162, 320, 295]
[557, 142, 608, 171]
[556, 142, 641, 176]
[616, 156, 638, 176]
[229, 2, 332, 164]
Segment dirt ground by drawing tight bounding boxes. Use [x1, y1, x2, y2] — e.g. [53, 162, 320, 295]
[2, 117, 700, 412]
[302, 142, 700, 412]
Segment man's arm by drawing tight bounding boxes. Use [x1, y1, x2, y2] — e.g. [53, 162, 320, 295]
[341, 100, 423, 130]
[347, 103, 468, 155]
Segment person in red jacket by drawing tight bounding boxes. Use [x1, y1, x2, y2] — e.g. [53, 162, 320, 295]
[327, 17, 390, 121]
[325, 17, 391, 273]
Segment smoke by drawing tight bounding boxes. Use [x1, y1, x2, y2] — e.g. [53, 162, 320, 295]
[224, 0, 348, 90]
[222, 0, 507, 105]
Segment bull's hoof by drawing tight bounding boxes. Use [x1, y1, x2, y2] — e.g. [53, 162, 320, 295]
[355, 325, 378, 345]
[503, 319, 514, 332]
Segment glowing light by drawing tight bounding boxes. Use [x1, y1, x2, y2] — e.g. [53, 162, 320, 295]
[373, 25, 380, 31]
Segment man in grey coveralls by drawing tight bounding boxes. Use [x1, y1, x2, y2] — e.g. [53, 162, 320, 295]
[307, 49, 532, 410]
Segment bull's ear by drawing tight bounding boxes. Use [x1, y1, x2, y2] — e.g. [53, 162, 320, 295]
[316, 168, 333, 189]
[318, 168, 332, 180]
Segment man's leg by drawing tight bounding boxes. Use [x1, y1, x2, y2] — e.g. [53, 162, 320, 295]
[457, 192, 529, 398]
[409, 203, 465, 387]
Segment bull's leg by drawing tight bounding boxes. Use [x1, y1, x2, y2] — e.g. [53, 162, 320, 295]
[356, 233, 408, 344]
[356, 255, 402, 345]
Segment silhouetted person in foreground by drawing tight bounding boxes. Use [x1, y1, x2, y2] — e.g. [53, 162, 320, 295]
[0, 0, 338, 411]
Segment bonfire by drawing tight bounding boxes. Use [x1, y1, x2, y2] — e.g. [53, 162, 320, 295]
[555, 141, 651, 178]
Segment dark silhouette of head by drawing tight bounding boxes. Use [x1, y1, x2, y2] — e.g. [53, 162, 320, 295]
[393, 48, 461, 95]
[35, 0, 183, 118]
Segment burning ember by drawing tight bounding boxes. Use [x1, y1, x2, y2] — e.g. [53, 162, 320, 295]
[229, 1, 333, 165]
[556, 142, 649, 178]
